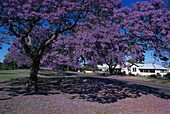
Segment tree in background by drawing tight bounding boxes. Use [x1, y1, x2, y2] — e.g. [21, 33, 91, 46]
[126, 0, 170, 59]
[3, 53, 16, 70]
[127, 59, 144, 64]
[3, 53, 30, 70]
[47, 0, 169, 75]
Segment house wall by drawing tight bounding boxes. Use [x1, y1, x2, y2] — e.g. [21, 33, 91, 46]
[121, 68, 129, 74]
[98, 64, 168, 76]
[122, 65, 168, 76]
[155, 70, 168, 76]
[84, 71, 93, 73]
[136, 70, 167, 76]
[130, 66, 140, 75]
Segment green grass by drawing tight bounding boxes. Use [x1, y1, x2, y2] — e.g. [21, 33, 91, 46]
[0, 75, 28, 79]
[125, 77, 170, 85]
[0, 69, 30, 74]
[0, 69, 29, 80]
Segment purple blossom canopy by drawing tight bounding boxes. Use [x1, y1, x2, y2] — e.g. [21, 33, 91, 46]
[2, 0, 169, 72]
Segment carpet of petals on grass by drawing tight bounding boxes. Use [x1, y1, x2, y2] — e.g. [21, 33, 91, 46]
[0, 78, 169, 113]
[0, 94, 169, 113]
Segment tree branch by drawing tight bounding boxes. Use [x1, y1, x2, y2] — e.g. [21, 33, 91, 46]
[36, 12, 83, 58]
[58, 13, 82, 34]
[24, 17, 41, 35]
[20, 36, 33, 58]
[9, 23, 20, 37]
[28, 35, 32, 46]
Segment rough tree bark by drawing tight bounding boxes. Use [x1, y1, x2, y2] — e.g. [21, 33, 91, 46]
[107, 59, 117, 75]
[109, 66, 114, 75]
[29, 57, 41, 93]
[30, 58, 40, 82]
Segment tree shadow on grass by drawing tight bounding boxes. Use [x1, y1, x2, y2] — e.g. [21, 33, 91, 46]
[60, 77, 170, 103]
[0, 76, 169, 103]
[39, 70, 78, 77]
[0, 78, 61, 98]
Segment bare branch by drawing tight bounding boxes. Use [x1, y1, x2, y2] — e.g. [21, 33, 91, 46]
[20, 36, 33, 58]
[59, 13, 81, 34]
[9, 23, 20, 37]
[28, 35, 32, 46]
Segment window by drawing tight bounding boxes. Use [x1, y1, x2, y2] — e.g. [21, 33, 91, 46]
[144, 69, 148, 72]
[150, 69, 155, 73]
[161, 70, 167, 73]
[132, 68, 136, 72]
[139, 69, 155, 73]
[139, 69, 144, 72]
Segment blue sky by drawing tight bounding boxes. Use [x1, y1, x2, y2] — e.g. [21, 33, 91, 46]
[0, 0, 167, 65]
[122, 0, 151, 7]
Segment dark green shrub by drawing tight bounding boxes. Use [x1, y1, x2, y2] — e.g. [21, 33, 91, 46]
[117, 71, 123, 75]
[128, 72, 135, 76]
[165, 72, 170, 79]
[123, 71, 126, 75]
[156, 73, 161, 77]
[113, 71, 126, 75]
[136, 73, 140, 77]
[149, 74, 157, 78]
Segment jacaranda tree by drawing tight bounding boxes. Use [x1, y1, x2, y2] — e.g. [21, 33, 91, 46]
[74, 8, 145, 75]
[127, 0, 170, 57]
[47, 0, 170, 75]
[0, 0, 122, 92]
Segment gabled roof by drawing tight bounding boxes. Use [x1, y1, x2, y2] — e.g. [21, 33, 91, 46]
[97, 64, 109, 69]
[97, 62, 130, 69]
[136, 63, 168, 70]
[97, 63, 168, 70]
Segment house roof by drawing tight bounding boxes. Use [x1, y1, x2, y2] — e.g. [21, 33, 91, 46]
[97, 64, 109, 69]
[136, 63, 168, 70]
[97, 62, 131, 69]
[97, 63, 168, 70]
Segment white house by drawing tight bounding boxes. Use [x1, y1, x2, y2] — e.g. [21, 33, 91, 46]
[97, 63, 169, 76]
[97, 64, 109, 71]
[127, 63, 168, 76]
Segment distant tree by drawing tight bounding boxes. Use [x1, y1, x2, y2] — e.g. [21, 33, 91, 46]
[127, 59, 143, 64]
[81, 63, 98, 72]
[48, 0, 170, 75]
[4, 53, 30, 70]
[128, 0, 170, 58]
[3, 53, 16, 70]
[0, 62, 3, 70]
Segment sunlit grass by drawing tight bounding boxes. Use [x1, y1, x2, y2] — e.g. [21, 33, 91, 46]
[125, 77, 170, 85]
[0, 75, 28, 79]
[0, 69, 30, 74]
[0, 69, 29, 80]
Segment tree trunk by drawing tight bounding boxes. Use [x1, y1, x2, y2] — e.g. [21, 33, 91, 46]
[109, 66, 113, 75]
[30, 58, 40, 93]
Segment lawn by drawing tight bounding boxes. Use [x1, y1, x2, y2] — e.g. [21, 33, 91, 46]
[115, 76, 170, 85]
[0, 69, 29, 82]
[82, 72, 170, 85]
[0, 69, 169, 113]
[0, 69, 30, 74]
